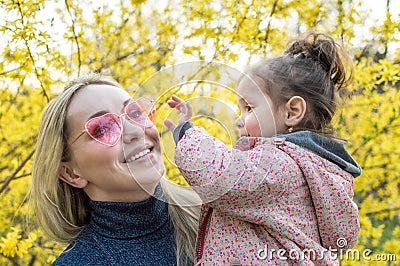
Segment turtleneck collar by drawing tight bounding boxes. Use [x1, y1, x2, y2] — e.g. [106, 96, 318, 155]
[88, 183, 170, 239]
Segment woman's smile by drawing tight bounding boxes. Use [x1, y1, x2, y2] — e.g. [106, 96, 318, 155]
[124, 143, 157, 164]
[125, 148, 152, 163]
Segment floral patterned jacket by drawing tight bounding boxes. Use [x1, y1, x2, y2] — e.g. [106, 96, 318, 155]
[174, 125, 361, 266]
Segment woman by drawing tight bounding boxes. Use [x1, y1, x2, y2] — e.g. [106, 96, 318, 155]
[31, 73, 200, 265]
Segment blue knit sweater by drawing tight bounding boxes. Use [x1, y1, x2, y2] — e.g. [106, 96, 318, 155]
[52, 185, 177, 266]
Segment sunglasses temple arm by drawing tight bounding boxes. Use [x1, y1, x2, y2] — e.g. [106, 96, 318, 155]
[69, 130, 86, 146]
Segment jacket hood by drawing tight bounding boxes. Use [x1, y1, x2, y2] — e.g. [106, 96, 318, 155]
[276, 131, 362, 177]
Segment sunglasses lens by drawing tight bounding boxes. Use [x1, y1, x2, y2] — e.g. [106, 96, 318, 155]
[86, 114, 122, 146]
[126, 98, 156, 127]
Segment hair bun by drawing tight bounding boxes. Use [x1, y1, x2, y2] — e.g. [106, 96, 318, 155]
[284, 32, 352, 90]
[285, 33, 334, 74]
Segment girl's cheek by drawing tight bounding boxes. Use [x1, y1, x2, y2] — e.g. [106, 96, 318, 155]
[244, 115, 261, 135]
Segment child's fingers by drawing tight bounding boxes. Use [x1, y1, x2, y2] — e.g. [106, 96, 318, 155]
[178, 101, 192, 124]
[167, 99, 179, 108]
[167, 95, 192, 121]
[167, 96, 181, 108]
[171, 94, 184, 103]
[167, 98, 185, 110]
[164, 119, 177, 132]
[181, 100, 188, 114]
[168, 97, 188, 113]
[185, 101, 193, 118]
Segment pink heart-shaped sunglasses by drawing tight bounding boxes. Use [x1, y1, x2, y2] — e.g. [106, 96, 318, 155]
[69, 97, 156, 147]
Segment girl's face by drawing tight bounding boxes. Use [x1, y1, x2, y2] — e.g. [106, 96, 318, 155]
[64, 85, 164, 202]
[235, 75, 286, 138]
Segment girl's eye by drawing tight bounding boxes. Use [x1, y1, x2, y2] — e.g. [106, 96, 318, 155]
[245, 105, 253, 112]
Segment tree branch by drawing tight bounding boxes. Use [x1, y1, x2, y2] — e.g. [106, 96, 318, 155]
[0, 64, 24, 76]
[366, 206, 400, 216]
[0, 172, 31, 183]
[264, 0, 279, 45]
[16, 1, 50, 102]
[65, 0, 82, 76]
[0, 148, 35, 194]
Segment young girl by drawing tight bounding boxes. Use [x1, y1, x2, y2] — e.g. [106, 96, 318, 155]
[164, 32, 361, 265]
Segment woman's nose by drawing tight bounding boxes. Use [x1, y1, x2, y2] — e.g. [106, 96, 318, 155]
[122, 116, 145, 143]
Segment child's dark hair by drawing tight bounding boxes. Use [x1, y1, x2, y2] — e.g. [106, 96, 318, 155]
[249, 32, 353, 133]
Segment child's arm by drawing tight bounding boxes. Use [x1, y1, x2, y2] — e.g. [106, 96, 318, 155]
[164, 95, 289, 222]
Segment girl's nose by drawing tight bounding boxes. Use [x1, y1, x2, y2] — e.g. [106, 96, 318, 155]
[235, 116, 244, 128]
[122, 116, 145, 144]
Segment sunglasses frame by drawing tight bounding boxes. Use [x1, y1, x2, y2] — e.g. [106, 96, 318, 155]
[68, 97, 155, 147]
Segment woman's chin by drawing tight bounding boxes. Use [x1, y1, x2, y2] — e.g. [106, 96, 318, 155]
[127, 162, 164, 184]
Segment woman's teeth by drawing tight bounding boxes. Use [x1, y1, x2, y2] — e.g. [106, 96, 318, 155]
[126, 149, 151, 163]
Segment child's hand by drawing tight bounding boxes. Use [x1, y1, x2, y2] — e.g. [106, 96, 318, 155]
[164, 94, 193, 132]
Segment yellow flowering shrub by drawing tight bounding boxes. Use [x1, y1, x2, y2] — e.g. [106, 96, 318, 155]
[0, 0, 399, 264]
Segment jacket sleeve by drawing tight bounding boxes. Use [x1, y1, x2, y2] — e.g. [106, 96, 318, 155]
[174, 126, 299, 223]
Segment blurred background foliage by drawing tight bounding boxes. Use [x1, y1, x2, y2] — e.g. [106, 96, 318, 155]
[0, 0, 399, 264]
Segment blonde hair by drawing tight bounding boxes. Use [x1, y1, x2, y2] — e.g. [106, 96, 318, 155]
[161, 179, 201, 265]
[31, 73, 200, 265]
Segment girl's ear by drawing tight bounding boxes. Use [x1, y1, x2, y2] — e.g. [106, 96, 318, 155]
[284, 96, 306, 128]
[59, 163, 88, 189]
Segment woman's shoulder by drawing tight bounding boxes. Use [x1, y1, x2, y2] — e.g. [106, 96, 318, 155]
[51, 228, 107, 265]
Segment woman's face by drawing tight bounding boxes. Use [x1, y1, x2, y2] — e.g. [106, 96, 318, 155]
[63, 84, 164, 202]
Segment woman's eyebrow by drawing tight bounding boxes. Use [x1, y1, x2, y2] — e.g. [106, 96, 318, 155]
[86, 98, 131, 121]
[87, 111, 108, 120]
